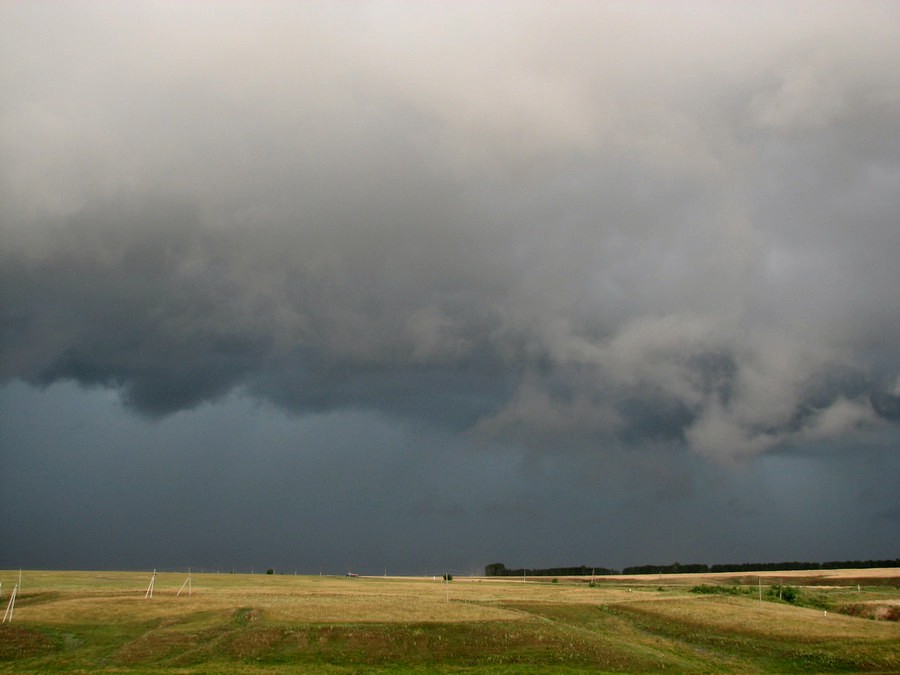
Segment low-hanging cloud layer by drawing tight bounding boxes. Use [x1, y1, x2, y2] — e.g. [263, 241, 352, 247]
[2, 0, 900, 475]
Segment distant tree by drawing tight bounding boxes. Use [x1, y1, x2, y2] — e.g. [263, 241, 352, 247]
[443, 573, 453, 582]
[485, 562, 507, 576]
[266, 568, 274, 575]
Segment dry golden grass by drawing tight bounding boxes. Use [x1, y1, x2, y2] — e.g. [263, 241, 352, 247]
[619, 594, 900, 639]
[10, 573, 546, 625]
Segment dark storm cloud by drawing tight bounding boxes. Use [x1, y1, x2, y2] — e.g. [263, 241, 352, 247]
[2, 0, 900, 467]
[4, 381, 897, 572]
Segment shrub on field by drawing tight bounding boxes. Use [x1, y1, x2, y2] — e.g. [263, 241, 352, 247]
[690, 584, 745, 596]
[691, 585, 718, 594]
[766, 585, 797, 602]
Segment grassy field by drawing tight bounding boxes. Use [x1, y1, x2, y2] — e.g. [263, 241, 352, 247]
[0, 568, 898, 673]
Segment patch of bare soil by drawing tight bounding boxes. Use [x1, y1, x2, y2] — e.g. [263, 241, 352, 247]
[835, 602, 900, 622]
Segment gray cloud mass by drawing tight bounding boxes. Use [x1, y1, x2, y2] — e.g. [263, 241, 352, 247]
[1, 2, 899, 570]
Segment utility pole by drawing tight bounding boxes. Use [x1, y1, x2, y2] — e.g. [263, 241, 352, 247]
[2, 584, 17, 623]
[177, 568, 192, 597]
[145, 569, 156, 599]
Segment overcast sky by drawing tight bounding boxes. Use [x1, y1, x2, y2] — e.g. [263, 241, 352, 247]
[2, 1, 899, 574]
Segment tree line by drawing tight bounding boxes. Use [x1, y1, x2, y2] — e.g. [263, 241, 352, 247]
[707, 559, 900, 573]
[485, 559, 900, 577]
[484, 563, 616, 577]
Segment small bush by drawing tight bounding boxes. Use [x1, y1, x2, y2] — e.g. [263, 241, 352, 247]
[691, 584, 719, 594]
[691, 584, 744, 596]
[766, 584, 798, 603]
[266, 569, 274, 575]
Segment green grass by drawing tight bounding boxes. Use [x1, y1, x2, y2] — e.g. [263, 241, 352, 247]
[1, 570, 898, 672]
